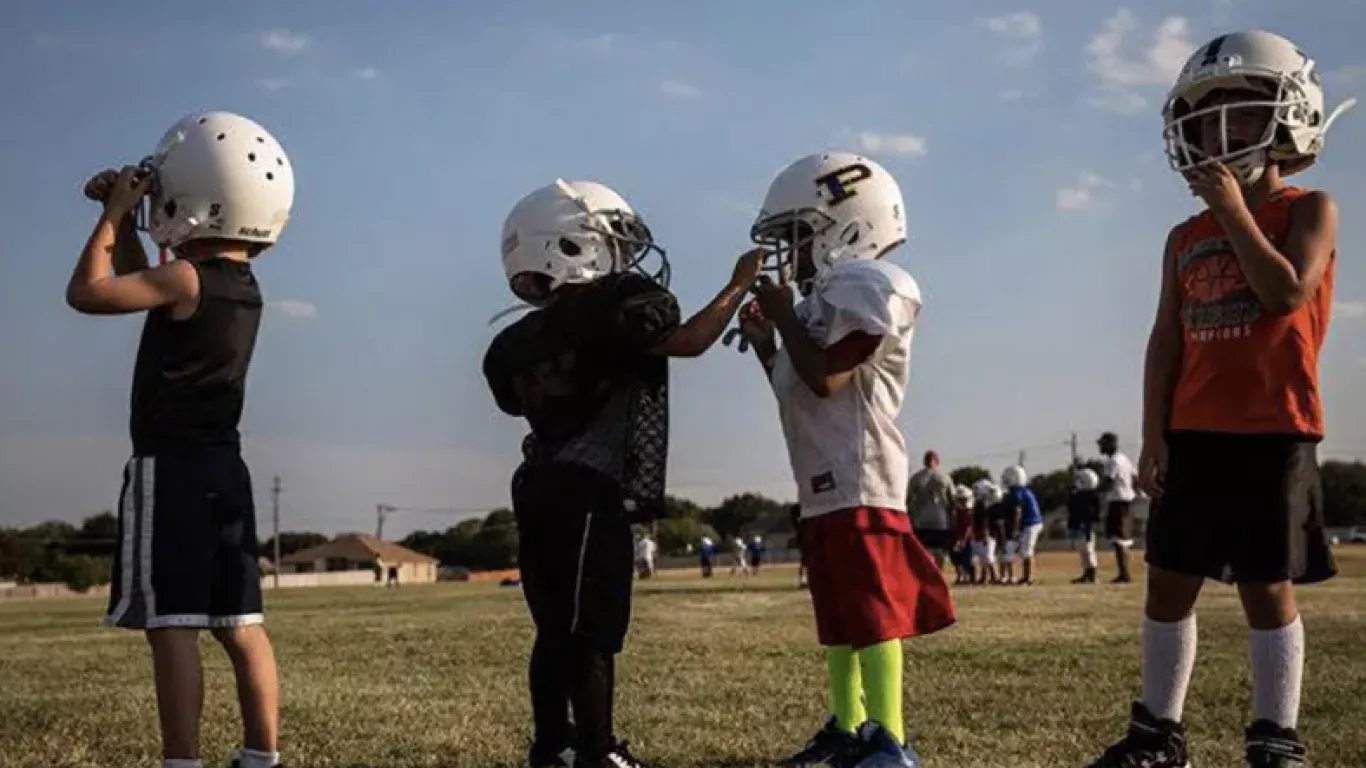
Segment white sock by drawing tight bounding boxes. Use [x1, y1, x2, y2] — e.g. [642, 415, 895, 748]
[163, 761, 203, 768]
[1141, 614, 1198, 722]
[235, 748, 280, 768]
[1250, 615, 1305, 729]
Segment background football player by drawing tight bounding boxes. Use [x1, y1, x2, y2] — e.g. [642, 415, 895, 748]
[1001, 466, 1043, 586]
[950, 484, 977, 585]
[1097, 432, 1139, 585]
[971, 479, 1000, 585]
[737, 151, 954, 768]
[484, 179, 760, 768]
[71, 112, 295, 768]
[1085, 30, 1349, 768]
[1068, 468, 1102, 584]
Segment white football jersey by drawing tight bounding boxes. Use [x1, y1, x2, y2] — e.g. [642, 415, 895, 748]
[770, 259, 922, 520]
[1102, 452, 1138, 503]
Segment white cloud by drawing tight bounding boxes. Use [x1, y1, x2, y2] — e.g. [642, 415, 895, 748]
[1086, 10, 1194, 113]
[660, 80, 701, 99]
[271, 299, 317, 319]
[355, 67, 381, 81]
[857, 131, 928, 158]
[979, 12, 1043, 67]
[1056, 172, 1110, 211]
[258, 29, 311, 55]
[1333, 301, 1366, 321]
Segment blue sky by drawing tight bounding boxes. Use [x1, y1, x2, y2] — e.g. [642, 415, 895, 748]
[2, 0, 1364, 538]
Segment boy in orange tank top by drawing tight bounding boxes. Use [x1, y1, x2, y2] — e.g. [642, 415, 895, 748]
[1084, 31, 1352, 768]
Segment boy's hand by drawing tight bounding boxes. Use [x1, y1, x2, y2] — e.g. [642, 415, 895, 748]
[103, 165, 153, 221]
[729, 248, 764, 292]
[82, 169, 119, 204]
[753, 275, 794, 320]
[737, 299, 774, 347]
[1185, 161, 1247, 215]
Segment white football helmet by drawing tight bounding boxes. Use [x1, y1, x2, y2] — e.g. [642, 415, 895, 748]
[500, 179, 667, 305]
[971, 478, 997, 503]
[751, 151, 906, 294]
[140, 111, 295, 251]
[1163, 30, 1355, 184]
[1001, 465, 1028, 489]
[953, 484, 976, 508]
[1074, 468, 1100, 492]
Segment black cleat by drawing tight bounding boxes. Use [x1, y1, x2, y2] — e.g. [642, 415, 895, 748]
[1244, 720, 1307, 767]
[1083, 701, 1190, 768]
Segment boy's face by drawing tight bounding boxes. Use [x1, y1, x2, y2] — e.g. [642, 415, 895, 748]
[1194, 88, 1275, 159]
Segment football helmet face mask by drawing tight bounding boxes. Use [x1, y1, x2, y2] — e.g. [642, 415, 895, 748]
[499, 179, 669, 308]
[751, 152, 906, 296]
[137, 111, 295, 255]
[1162, 30, 1355, 185]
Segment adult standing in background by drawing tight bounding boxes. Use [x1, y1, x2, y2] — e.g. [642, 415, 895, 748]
[908, 451, 954, 570]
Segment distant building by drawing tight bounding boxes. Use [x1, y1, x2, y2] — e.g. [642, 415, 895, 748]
[279, 533, 439, 585]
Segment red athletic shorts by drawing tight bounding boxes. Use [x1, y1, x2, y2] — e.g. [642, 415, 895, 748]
[800, 506, 956, 649]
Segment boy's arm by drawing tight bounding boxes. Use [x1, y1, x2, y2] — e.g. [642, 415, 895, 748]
[1142, 226, 1186, 449]
[66, 213, 196, 316]
[768, 301, 882, 398]
[1215, 189, 1337, 315]
[651, 281, 748, 358]
[112, 215, 152, 276]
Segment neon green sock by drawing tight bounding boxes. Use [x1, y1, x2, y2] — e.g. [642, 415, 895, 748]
[858, 640, 905, 743]
[825, 646, 866, 733]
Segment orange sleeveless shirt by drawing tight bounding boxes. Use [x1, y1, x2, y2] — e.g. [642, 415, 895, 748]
[1167, 186, 1335, 439]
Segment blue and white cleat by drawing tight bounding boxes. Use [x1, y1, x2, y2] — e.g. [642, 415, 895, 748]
[852, 721, 921, 768]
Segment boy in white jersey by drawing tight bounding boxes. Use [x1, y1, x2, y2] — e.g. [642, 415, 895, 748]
[737, 152, 955, 768]
[1098, 432, 1139, 584]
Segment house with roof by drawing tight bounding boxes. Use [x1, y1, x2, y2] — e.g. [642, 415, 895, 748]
[278, 533, 439, 585]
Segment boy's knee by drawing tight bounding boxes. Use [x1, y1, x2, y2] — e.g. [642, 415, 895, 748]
[210, 623, 267, 651]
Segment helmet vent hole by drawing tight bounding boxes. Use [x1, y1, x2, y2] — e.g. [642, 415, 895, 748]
[257, 136, 266, 143]
[248, 153, 257, 162]
[266, 172, 275, 181]
[197, 117, 208, 125]
[216, 133, 226, 141]
[276, 157, 284, 166]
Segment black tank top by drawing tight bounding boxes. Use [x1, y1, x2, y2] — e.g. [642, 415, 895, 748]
[129, 258, 263, 453]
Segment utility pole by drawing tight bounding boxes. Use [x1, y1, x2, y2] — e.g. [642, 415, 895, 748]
[1069, 432, 1080, 467]
[376, 504, 393, 540]
[271, 475, 282, 589]
[1017, 449, 1027, 467]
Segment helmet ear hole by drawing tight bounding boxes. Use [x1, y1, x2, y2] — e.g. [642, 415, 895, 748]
[558, 237, 582, 257]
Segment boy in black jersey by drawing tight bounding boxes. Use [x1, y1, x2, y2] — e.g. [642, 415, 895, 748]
[66, 113, 294, 768]
[484, 179, 759, 768]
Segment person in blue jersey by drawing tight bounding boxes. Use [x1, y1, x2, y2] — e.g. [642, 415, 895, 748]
[1000, 466, 1044, 586]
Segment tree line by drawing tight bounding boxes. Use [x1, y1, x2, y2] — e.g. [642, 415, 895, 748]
[5, 460, 1366, 589]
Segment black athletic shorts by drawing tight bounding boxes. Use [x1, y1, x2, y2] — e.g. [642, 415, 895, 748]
[513, 461, 635, 654]
[105, 447, 263, 630]
[915, 528, 954, 553]
[1105, 501, 1134, 543]
[1145, 431, 1336, 585]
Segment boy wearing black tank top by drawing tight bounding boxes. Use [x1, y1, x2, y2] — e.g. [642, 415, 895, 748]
[67, 112, 295, 768]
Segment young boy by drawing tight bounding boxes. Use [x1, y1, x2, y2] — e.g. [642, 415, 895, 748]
[950, 485, 977, 585]
[1068, 468, 1102, 584]
[1097, 432, 1139, 584]
[68, 112, 294, 768]
[987, 483, 1016, 585]
[484, 178, 759, 768]
[1085, 30, 1349, 768]
[971, 479, 999, 585]
[737, 151, 955, 768]
[1001, 466, 1043, 586]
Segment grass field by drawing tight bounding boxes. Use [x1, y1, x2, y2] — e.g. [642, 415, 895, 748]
[2, 550, 1365, 768]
